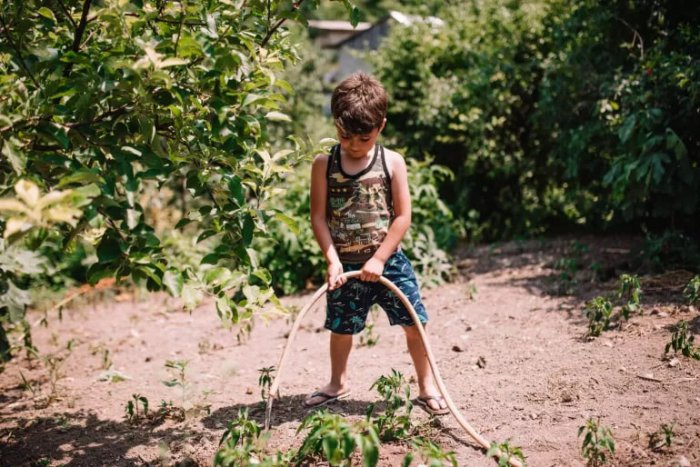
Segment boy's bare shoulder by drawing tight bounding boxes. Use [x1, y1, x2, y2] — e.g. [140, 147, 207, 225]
[312, 152, 330, 168]
[382, 147, 407, 172]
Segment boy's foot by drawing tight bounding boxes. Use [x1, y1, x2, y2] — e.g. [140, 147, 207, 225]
[415, 395, 449, 416]
[303, 389, 352, 408]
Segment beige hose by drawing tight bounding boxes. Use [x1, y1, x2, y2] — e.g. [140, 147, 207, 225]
[264, 271, 522, 467]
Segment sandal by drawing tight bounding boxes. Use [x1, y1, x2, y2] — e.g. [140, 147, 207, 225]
[415, 395, 449, 416]
[303, 390, 352, 408]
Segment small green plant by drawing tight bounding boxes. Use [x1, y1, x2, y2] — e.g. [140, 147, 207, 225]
[616, 274, 642, 319]
[664, 320, 700, 360]
[487, 439, 527, 467]
[257, 366, 275, 403]
[358, 322, 380, 348]
[579, 418, 615, 466]
[684, 275, 700, 305]
[294, 410, 380, 467]
[124, 393, 149, 423]
[368, 369, 414, 441]
[214, 409, 272, 466]
[649, 422, 675, 452]
[465, 282, 478, 300]
[163, 359, 189, 407]
[403, 437, 458, 466]
[18, 371, 37, 396]
[584, 297, 614, 337]
[552, 241, 589, 294]
[158, 399, 185, 422]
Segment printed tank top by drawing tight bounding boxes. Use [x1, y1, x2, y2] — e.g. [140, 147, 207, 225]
[326, 144, 394, 264]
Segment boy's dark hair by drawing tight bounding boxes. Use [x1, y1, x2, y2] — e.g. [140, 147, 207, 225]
[331, 72, 387, 134]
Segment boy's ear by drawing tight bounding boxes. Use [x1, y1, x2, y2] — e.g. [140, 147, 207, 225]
[379, 118, 387, 133]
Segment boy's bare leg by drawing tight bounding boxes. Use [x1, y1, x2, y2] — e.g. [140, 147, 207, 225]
[403, 324, 447, 412]
[304, 332, 353, 405]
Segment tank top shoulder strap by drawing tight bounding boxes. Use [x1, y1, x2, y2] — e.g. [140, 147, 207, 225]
[379, 145, 391, 182]
[326, 144, 339, 179]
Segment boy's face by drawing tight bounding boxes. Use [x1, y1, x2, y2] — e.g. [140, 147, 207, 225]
[336, 119, 386, 159]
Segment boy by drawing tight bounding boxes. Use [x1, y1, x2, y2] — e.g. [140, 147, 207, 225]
[304, 72, 448, 415]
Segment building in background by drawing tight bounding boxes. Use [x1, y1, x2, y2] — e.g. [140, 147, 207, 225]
[309, 11, 444, 85]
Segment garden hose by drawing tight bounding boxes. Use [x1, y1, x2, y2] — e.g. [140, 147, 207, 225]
[264, 271, 522, 467]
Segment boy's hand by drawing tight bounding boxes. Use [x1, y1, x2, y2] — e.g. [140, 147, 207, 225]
[360, 257, 385, 282]
[327, 261, 345, 290]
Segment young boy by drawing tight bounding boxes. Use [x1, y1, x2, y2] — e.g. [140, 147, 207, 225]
[304, 72, 448, 415]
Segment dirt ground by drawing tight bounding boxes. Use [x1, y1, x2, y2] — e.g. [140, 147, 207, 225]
[1, 236, 699, 466]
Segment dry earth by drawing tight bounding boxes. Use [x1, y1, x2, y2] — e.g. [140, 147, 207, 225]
[1, 236, 699, 466]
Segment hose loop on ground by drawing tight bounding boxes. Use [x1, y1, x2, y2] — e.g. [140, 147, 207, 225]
[264, 271, 522, 467]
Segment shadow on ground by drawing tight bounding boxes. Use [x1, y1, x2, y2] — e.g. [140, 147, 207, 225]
[0, 395, 385, 467]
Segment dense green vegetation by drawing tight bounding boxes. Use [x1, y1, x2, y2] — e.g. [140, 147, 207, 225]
[1, 0, 698, 361]
[376, 0, 700, 241]
[0, 0, 358, 360]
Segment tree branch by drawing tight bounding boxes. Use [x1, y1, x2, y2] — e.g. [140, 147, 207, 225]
[0, 15, 42, 89]
[174, 2, 185, 56]
[614, 16, 644, 60]
[63, 0, 92, 77]
[55, 0, 78, 30]
[260, 0, 305, 48]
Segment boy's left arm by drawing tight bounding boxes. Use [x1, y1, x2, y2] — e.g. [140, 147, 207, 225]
[359, 152, 411, 281]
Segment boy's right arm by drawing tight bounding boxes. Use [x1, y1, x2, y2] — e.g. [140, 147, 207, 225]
[310, 154, 346, 290]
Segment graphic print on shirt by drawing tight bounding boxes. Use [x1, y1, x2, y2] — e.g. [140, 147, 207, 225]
[327, 145, 394, 264]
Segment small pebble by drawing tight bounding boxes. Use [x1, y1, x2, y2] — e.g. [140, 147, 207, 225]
[452, 345, 463, 352]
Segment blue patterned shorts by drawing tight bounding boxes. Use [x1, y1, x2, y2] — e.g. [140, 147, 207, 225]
[325, 250, 428, 334]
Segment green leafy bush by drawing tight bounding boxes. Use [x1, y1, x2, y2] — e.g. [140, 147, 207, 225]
[374, 0, 700, 240]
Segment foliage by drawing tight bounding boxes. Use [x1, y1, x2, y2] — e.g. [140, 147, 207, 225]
[375, 0, 700, 241]
[403, 437, 458, 467]
[578, 418, 615, 466]
[584, 296, 614, 337]
[214, 409, 294, 467]
[0, 0, 358, 358]
[616, 274, 642, 319]
[487, 439, 527, 467]
[295, 410, 381, 467]
[358, 321, 380, 347]
[684, 275, 700, 306]
[664, 320, 700, 360]
[258, 155, 458, 295]
[257, 365, 275, 403]
[367, 368, 414, 441]
[649, 422, 675, 452]
[633, 231, 700, 273]
[584, 273, 645, 337]
[125, 393, 149, 424]
[214, 370, 458, 467]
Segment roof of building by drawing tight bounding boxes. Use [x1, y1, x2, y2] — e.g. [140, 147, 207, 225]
[307, 20, 372, 31]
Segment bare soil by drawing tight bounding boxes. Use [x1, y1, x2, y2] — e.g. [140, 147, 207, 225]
[1, 236, 699, 466]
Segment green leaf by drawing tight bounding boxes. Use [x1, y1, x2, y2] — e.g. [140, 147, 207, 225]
[265, 111, 291, 122]
[57, 169, 105, 187]
[2, 137, 25, 174]
[618, 115, 636, 144]
[97, 234, 123, 262]
[163, 269, 184, 296]
[228, 176, 245, 205]
[37, 7, 56, 21]
[273, 211, 299, 235]
[350, 6, 361, 27]
[87, 262, 117, 285]
[242, 213, 254, 246]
